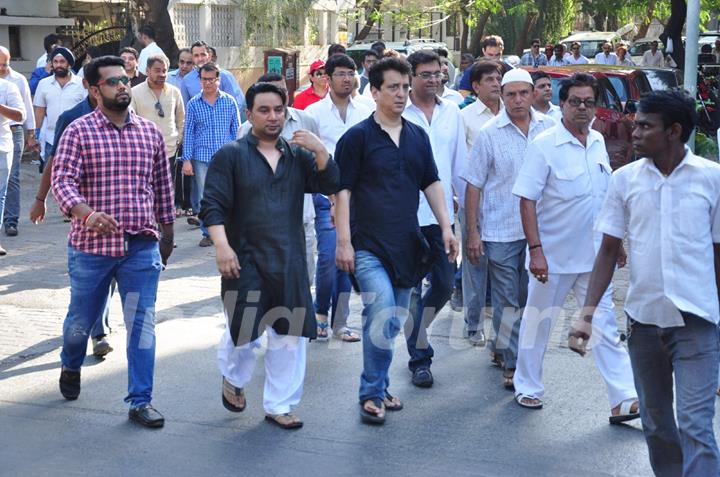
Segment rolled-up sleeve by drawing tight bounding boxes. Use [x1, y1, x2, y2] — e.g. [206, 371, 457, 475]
[51, 124, 86, 216]
[595, 172, 626, 239]
[512, 142, 549, 201]
[152, 129, 175, 225]
[199, 148, 234, 227]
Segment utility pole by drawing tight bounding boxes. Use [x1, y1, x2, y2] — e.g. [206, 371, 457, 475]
[684, 0, 700, 150]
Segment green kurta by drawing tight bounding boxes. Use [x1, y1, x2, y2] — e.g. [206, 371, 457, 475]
[200, 133, 340, 345]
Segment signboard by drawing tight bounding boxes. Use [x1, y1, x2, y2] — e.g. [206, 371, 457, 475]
[267, 55, 282, 74]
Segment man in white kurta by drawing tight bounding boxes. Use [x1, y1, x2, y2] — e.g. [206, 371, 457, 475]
[511, 73, 638, 420]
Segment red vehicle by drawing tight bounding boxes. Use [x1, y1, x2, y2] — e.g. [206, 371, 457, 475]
[523, 66, 636, 169]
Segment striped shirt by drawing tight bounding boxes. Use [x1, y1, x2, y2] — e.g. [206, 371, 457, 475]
[183, 91, 239, 163]
[52, 109, 174, 257]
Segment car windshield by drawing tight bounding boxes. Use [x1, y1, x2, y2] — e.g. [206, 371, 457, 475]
[574, 41, 605, 58]
[643, 70, 679, 90]
[629, 42, 659, 56]
[607, 76, 629, 102]
[550, 78, 609, 108]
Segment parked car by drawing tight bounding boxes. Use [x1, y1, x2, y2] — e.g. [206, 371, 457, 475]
[523, 66, 635, 169]
[635, 66, 683, 91]
[559, 31, 622, 61]
[345, 39, 449, 69]
[562, 65, 653, 105]
[628, 38, 663, 64]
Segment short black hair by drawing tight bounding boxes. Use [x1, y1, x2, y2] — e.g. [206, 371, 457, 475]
[199, 62, 219, 77]
[325, 53, 355, 76]
[119, 47, 139, 59]
[139, 25, 155, 39]
[531, 70, 551, 83]
[368, 56, 411, 90]
[44, 33, 60, 53]
[531, 38, 541, 45]
[437, 48, 449, 58]
[178, 48, 191, 58]
[84, 55, 126, 86]
[482, 35, 504, 51]
[558, 72, 599, 102]
[328, 44, 346, 57]
[460, 53, 475, 64]
[469, 61, 502, 85]
[208, 46, 217, 57]
[146, 54, 169, 70]
[257, 72, 283, 83]
[246, 82, 287, 110]
[190, 40, 210, 54]
[638, 89, 698, 143]
[370, 41, 386, 53]
[363, 49, 379, 61]
[406, 50, 441, 75]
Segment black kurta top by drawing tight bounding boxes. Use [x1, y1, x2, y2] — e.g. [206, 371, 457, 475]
[200, 134, 340, 345]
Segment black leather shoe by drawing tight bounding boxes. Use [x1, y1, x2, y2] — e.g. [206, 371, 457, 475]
[129, 404, 165, 428]
[411, 367, 434, 388]
[4, 225, 17, 237]
[59, 367, 81, 400]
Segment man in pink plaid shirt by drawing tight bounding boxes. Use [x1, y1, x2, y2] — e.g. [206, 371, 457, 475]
[51, 56, 174, 428]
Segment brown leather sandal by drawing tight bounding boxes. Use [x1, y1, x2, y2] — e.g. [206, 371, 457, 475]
[265, 413, 303, 429]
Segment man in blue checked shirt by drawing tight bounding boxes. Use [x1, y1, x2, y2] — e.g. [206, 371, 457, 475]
[180, 41, 245, 113]
[182, 62, 240, 247]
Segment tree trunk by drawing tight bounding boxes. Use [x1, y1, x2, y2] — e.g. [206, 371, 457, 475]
[516, 12, 538, 55]
[140, 0, 179, 67]
[469, 11, 491, 56]
[354, 0, 384, 42]
[636, 0, 656, 39]
[460, 7, 470, 54]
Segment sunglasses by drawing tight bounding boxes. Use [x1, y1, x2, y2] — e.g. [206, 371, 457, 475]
[567, 97, 596, 108]
[155, 101, 165, 118]
[98, 76, 130, 87]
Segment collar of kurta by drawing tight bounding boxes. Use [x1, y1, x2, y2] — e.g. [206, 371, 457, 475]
[496, 106, 548, 129]
[246, 130, 288, 153]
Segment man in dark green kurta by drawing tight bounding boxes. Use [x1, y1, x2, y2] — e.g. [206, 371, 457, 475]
[200, 82, 339, 429]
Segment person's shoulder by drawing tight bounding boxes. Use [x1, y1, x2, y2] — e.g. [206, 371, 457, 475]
[531, 125, 559, 147]
[131, 81, 149, 93]
[132, 111, 163, 132]
[36, 74, 54, 90]
[304, 96, 326, 114]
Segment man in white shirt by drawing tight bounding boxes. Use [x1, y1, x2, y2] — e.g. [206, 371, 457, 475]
[595, 43, 618, 65]
[565, 42, 589, 64]
[641, 40, 664, 67]
[402, 51, 466, 388]
[548, 44, 570, 66]
[511, 73, 638, 420]
[458, 61, 503, 346]
[137, 26, 165, 75]
[0, 46, 35, 237]
[439, 58, 464, 105]
[463, 69, 554, 390]
[0, 77, 26, 256]
[530, 71, 561, 123]
[569, 90, 720, 477]
[239, 72, 319, 287]
[33, 47, 86, 172]
[305, 53, 372, 342]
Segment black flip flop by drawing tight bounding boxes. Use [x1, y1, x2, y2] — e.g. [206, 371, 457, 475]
[359, 398, 386, 424]
[384, 392, 403, 412]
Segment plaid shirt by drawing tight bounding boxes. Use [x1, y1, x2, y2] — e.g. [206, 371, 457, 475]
[52, 108, 175, 257]
[182, 91, 239, 163]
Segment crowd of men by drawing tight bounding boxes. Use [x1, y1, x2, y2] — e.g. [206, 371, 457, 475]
[0, 28, 718, 477]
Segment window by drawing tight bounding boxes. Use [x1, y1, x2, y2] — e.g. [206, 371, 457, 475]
[9, 26, 21, 59]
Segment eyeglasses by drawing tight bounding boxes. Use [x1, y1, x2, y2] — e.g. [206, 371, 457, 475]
[200, 76, 218, 83]
[532, 44, 540, 48]
[567, 97, 596, 108]
[313, 71, 327, 77]
[155, 101, 165, 118]
[98, 76, 130, 87]
[415, 72, 443, 80]
[331, 72, 355, 79]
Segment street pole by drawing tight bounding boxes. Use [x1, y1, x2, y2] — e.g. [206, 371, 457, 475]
[684, 0, 700, 150]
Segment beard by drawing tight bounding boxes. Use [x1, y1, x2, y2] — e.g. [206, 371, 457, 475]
[54, 67, 69, 78]
[102, 94, 131, 112]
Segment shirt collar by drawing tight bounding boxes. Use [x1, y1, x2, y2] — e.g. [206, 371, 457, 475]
[246, 129, 287, 152]
[93, 108, 139, 128]
[496, 107, 546, 129]
[641, 146, 703, 179]
[554, 120, 601, 148]
[287, 107, 300, 123]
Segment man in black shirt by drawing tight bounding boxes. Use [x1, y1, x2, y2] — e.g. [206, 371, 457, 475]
[200, 83, 339, 430]
[335, 57, 458, 425]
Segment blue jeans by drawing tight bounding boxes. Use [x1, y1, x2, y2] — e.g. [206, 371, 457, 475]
[485, 240, 527, 370]
[406, 224, 455, 371]
[355, 250, 411, 403]
[627, 313, 720, 477]
[0, 151, 8, 226]
[60, 240, 162, 407]
[458, 207, 489, 332]
[90, 281, 115, 339]
[3, 127, 24, 228]
[190, 160, 210, 237]
[313, 194, 351, 329]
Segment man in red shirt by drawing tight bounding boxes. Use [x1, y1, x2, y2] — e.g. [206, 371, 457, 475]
[52, 56, 174, 428]
[293, 59, 328, 110]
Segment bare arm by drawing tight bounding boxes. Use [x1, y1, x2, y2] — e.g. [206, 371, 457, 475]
[208, 224, 241, 279]
[520, 197, 548, 282]
[29, 156, 53, 223]
[335, 189, 354, 274]
[423, 181, 459, 262]
[0, 103, 24, 123]
[34, 106, 46, 134]
[464, 183, 484, 265]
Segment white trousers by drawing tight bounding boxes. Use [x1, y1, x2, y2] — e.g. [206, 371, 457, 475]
[513, 272, 637, 408]
[217, 325, 307, 415]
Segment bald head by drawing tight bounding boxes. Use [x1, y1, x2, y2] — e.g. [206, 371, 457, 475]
[0, 46, 10, 78]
